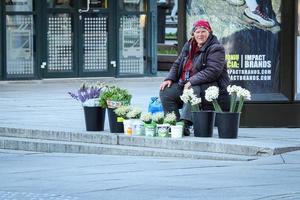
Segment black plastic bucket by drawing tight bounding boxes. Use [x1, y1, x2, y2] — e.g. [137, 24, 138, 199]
[83, 106, 106, 131]
[192, 111, 215, 137]
[107, 108, 124, 133]
[216, 112, 240, 139]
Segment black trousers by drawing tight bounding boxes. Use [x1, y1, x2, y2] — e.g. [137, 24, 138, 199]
[159, 83, 229, 123]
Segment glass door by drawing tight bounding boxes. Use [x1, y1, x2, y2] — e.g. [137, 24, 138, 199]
[4, 0, 36, 79]
[42, 0, 114, 78]
[78, 0, 114, 77]
[118, 0, 147, 76]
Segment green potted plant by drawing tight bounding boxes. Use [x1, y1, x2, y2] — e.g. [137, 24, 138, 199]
[205, 85, 251, 138]
[152, 112, 165, 137]
[140, 112, 155, 137]
[68, 82, 107, 131]
[164, 112, 182, 138]
[126, 106, 142, 136]
[114, 106, 132, 135]
[99, 85, 132, 109]
[99, 85, 132, 133]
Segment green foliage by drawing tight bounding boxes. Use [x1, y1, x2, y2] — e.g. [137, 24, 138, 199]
[99, 86, 132, 108]
[157, 48, 178, 55]
[165, 32, 177, 40]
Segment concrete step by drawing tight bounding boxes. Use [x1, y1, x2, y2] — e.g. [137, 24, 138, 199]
[0, 136, 257, 161]
[1, 127, 298, 158]
[0, 127, 117, 145]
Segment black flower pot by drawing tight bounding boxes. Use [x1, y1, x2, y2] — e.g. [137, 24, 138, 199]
[83, 106, 106, 131]
[192, 111, 216, 137]
[107, 108, 124, 133]
[216, 112, 240, 139]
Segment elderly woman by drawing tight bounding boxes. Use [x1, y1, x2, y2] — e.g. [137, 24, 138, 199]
[159, 19, 230, 135]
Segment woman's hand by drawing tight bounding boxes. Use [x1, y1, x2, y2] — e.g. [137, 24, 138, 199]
[184, 81, 191, 89]
[160, 80, 172, 91]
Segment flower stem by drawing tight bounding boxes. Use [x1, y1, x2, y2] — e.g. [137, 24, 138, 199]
[191, 104, 200, 112]
[212, 100, 223, 112]
[230, 93, 237, 112]
[237, 96, 245, 113]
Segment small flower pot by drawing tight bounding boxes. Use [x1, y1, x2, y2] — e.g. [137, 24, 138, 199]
[144, 123, 156, 137]
[170, 125, 183, 138]
[157, 124, 170, 137]
[123, 119, 133, 136]
[132, 120, 145, 136]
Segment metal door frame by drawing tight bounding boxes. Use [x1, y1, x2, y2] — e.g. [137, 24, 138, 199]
[0, 0, 3, 80]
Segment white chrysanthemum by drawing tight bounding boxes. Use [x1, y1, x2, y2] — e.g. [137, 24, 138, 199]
[205, 86, 219, 102]
[180, 88, 201, 106]
[140, 112, 152, 123]
[164, 112, 177, 125]
[186, 88, 195, 96]
[126, 107, 142, 119]
[227, 85, 242, 95]
[152, 112, 164, 124]
[191, 97, 201, 106]
[114, 106, 131, 118]
[180, 94, 190, 104]
[237, 88, 251, 100]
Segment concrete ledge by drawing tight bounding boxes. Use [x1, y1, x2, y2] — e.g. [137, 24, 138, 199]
[0, 127, 118, 145]
[1, 127, 299, 159]
[0, 136, 257, 161]
[118, 135, 274, 156]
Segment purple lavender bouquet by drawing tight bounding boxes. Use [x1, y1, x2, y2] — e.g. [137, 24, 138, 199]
[68, 82, 107, 107]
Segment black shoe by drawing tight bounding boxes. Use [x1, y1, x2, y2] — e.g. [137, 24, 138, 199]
[183, 126, 190, 136]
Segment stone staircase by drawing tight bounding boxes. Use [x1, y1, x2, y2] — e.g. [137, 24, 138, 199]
[0, 127, 296, 161]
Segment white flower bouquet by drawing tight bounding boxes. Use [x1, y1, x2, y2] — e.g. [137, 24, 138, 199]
[205, 86, 223, 112]
[180, 88, 202, 112]
[205, 85, 251, 113]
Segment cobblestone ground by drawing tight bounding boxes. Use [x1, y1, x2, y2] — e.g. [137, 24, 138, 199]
[0, 191, 79, 200]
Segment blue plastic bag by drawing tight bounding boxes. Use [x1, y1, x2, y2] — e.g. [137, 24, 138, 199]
[148, 97, 163, 114]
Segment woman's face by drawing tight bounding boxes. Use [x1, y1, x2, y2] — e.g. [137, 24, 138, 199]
[193, 27, 210, 46]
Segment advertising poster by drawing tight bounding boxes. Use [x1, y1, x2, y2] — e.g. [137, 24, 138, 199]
[186, 0, 281, 99]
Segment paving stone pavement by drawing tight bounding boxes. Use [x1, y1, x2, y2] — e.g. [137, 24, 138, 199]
[0, 191, 79, 200]
[1, 149, 300, 200]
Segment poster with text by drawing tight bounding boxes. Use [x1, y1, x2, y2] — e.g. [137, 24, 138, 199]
[186, 0, 281, 97]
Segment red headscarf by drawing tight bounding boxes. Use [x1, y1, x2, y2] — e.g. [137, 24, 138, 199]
[192, 19, 212, 33]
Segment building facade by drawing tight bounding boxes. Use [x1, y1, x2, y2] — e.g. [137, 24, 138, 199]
[1, 0, 300, 127]
[0, 0, 157, 80]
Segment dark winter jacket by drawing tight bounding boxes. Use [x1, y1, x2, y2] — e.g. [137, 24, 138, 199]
[165, 34, 230, 93]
